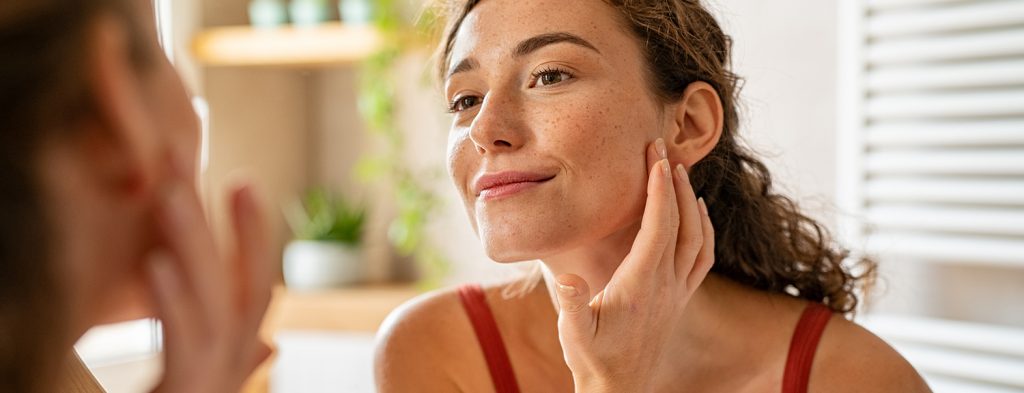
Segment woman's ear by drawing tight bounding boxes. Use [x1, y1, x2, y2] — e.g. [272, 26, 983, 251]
[81, 13, 160, 198]
[664, 81, 724, 169]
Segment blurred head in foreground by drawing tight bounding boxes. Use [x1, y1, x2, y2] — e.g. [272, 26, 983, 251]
[0, 0, 198, 390]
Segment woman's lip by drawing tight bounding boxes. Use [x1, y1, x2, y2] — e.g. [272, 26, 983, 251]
[473, 171, 557, 199]
[477, 177, 554, 201]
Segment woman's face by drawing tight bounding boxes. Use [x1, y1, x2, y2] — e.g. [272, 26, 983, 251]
[103, 0, 201, 316]
[445, 0, 667, 262]
[137, 3, 201, 177]
[55, 0, 200, 325]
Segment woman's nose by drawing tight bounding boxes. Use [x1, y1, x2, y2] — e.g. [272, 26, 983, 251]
[468, 92, 527, 155]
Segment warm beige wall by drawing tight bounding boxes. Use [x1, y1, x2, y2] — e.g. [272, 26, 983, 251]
[202, 68, 313, 263]
[202, 0, 250, 27]
[195, 1, 399, 282]
[197, 0, 325, 278]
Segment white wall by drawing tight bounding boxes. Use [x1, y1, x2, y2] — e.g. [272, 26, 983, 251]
[710, 0, 841, 227]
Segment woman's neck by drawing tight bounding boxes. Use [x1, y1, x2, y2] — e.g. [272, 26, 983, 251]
[539, 219, 642, 292]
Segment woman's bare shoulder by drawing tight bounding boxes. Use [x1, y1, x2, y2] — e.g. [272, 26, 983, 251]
[374, 286, 472, 390]
[811, 315, 932, 392]
[374, 282, 521, 392]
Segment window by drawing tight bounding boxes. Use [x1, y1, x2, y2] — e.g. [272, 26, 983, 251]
[838, 0, 1024, 391]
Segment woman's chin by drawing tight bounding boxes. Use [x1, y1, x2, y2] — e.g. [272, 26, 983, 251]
[482, 235, 558, 263]
[475, 217, 579, 263]
[484, 246, 537, 263]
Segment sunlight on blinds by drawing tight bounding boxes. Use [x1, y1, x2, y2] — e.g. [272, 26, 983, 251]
[839, 0, 1024, 391]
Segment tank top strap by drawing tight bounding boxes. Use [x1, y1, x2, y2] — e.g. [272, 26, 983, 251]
[457, 284, 521, 393]
[782, 302, 833, 393]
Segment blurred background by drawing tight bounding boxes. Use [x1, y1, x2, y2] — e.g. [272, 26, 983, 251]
[74, 0, 1024, 392]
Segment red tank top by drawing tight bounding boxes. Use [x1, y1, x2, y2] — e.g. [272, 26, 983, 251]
[457, 284, 833, 393]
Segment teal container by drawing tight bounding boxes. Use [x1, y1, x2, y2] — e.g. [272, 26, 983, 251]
[339, 0, 372, 25]
[290, 0, 331, 27]
[249, 0, 288, 28]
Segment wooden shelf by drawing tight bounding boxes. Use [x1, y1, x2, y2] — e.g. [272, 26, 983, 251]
[260, 284, 420, 333]
[192, 23, 383, 67]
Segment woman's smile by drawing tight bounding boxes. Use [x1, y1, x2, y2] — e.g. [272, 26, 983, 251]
[474, 170, 557, 201]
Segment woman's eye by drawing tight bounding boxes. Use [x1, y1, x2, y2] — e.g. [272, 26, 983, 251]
[449, 95, 481, 113]
[532, 69, 574, 87]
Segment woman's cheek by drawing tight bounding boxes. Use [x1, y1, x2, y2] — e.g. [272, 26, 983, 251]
[447, 130, 482, 233]
[447, 131, 473, 192]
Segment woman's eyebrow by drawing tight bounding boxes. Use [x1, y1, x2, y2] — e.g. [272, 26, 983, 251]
[513, 32, 600, 58]
[446, 32, 600, 81]
[448, 57, 479, 80]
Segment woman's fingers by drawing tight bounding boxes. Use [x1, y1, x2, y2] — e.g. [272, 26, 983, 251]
[687, 198, 716, 291]
[156, 181, 229, 325]
[146, 251, 202, 390]
[227, 182, 275, 376]
[671, 164, 705, 284]
[646, 138, 665, 175]
[618, 141, 679, 285]
[554, 273, 595, 343]
[229, 184, 273, 333]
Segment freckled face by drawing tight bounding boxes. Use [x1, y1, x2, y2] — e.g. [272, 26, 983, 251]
[445, 0, 665, 262]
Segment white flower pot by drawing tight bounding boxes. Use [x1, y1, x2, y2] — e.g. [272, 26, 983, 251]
[283, 240, 364, 290]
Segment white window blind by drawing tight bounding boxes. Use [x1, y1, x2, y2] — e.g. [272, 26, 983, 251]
[838, 0, 1024, 392]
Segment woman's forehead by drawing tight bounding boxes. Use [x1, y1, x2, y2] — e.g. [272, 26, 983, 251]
[447, 0, 628, 72]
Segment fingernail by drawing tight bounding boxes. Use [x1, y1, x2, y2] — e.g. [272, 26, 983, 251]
[557, 283, 579, 297]
[661, 159, 671, 178]
[676, 164, 686, 181]
[698, 197, 708, 215]
[655, 138, 667, 159]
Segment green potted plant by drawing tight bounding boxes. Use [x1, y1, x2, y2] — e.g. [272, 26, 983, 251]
[283, 188, 366, 290]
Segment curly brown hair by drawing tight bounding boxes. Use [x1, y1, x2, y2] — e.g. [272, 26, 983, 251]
[432, 0, 876, 314]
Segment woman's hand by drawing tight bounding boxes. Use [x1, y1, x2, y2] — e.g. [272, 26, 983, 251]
[554, 138, 715, 393]
[146, 162, 274, 393]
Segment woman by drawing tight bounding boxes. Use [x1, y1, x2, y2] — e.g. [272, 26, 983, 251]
[1, 0, 272, 391]
[375, 0, 931, 391]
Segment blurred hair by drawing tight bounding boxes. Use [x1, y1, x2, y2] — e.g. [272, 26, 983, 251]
[0, 1, 148, 390]
[431, 0, 876, 315]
